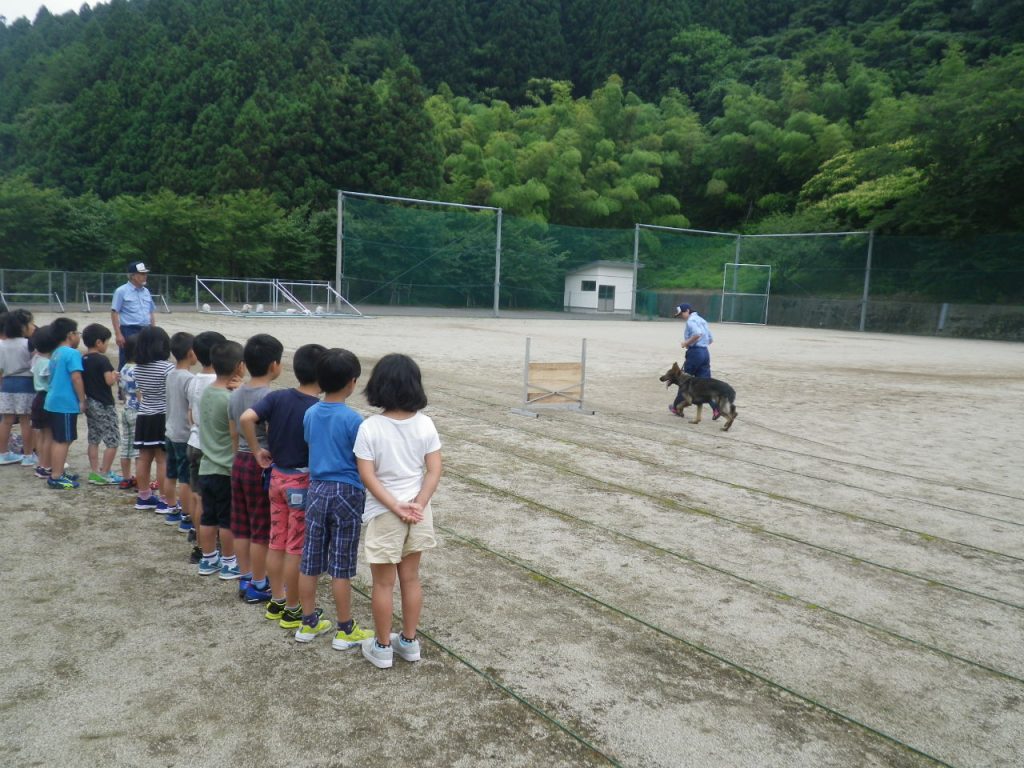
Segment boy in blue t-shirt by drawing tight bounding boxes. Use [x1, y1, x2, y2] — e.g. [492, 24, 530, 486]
[44, 317, 86, 489]
[293, 348, 374, 649]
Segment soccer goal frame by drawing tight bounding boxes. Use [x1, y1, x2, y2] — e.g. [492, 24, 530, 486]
[633, 224, 874, 329]
[195, 277, 361, 317]
[721, 263, 771, 324]
[337, 190, 504, 317]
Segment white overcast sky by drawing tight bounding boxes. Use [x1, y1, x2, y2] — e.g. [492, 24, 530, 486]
[1, 1, 90, 24]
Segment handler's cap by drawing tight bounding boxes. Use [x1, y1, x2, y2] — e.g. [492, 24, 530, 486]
[127, 260, 149, 274]
[673, 303, 692, 316]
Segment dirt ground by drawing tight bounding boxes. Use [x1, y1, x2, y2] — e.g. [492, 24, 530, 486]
[1, 309, 1022, 768]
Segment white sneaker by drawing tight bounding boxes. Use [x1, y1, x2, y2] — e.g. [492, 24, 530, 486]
[391, 632, 421, 662]
[361, 638, 393, 669]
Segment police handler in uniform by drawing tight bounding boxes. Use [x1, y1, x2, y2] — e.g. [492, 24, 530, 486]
[111, 260, 156, 368]
[674, 302, 713, 378]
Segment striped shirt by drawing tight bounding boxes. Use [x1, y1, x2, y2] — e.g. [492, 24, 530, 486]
[134, 360, 174, 415]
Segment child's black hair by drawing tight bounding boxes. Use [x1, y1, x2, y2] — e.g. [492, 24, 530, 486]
[122, 333, 138, 364]
[211, 340, 244, 377]
[31, 325, 58, 355]
[50, 316, 78, 343]
[316, 348, 361, 394]
[192, 331, 226, 368]
[170, 331, 196, 362]
[243, 333, 283, 377]
[3, 308, 33, 338]
[363, 353, 427, 411]
[134, 326, 171, 365]
[293, 343, 327, 385]
[81, 323, 112, 349]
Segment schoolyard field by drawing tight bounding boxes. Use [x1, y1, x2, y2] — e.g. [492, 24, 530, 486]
[2, 309, 1022, 768]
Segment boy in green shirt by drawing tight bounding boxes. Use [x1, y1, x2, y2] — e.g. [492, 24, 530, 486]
[197, 340, 245, 578]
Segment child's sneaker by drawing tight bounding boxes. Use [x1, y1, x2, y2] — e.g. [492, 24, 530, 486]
[20, 453, 37, 467]
[294, 609, 332, 642]
[0, 452, 21, 465]
[34, 466, 51, 479]
[391, 632, 422, 662]
[163, 509, 183, 526]
[107, 471, 124, 484]
[177, 517, 194, 534]
[187, 528, 197, 543]
[332, 622, 374, 651]
[88, 471, 115, 485]
[119, 476, 137, 491]
[243, 581, 271, 604]
[278, 607, 303, 629]
[264, 600, 286, 621]
[47, 473, 80, 490]
[134, 495, 158, 510]
[361, 638, 394, 669]
[197, 553, 222, 576]
[218, 562, 242, 580]
[155, 500, 171, 514]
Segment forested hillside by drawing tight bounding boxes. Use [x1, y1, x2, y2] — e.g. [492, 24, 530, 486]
[1, 0, 1022, 286]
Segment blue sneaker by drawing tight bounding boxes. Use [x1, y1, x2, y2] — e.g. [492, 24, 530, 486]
[219, 562, 242, 581]
[163, 510, 183, 526]
[243, 581, 271, 604]
[134, 495, 158, 510]
[237, 574, 252, 598]
[177, 518, 194, 534]
[47, 473, 80, 490]
[197, 553, 221, 576]
[154, 500, 171, 515]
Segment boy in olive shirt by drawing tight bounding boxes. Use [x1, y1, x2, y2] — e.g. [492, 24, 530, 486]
[196, 341, 244, 579]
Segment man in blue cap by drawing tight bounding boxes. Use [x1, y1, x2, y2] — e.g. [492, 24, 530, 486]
[111, 261, 156, 369]
[674, 302, 714, 377]
[674, 301, 719, 418]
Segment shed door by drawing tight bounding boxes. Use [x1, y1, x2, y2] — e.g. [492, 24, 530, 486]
[598, 284, 615, 311]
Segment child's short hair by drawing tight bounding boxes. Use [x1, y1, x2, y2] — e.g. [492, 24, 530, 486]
[192, 331, 226, 367]
[3, 308, 33, 338]
[293, 343, 326, 385]
[243, 333, 283, 377]
[50, 317, 78, 343]
[135, 326, 171, 365]
[170, 331, 196, 362]
[31, 325, 58, 355]
[364, 353, 428, 412]
[122, 333, 138, 363]
[81, 323, 112, 349]
[316, 348, 361, 394]
[211, 340, 244, 377]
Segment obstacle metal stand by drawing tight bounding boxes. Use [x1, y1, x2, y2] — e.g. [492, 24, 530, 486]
[511, 337, 595, 418]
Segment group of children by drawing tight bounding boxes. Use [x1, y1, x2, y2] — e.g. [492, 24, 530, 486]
[0, 308, 442, 669]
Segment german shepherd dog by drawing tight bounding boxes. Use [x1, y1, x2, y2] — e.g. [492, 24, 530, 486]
[659, 362, 738, 431]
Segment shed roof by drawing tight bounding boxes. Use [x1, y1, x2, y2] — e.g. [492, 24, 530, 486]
[565, 260, 641, 276]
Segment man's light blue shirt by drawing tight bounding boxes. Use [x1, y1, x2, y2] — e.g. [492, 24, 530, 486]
[685, 311, 713, 347]
[111, 283, 154, 326]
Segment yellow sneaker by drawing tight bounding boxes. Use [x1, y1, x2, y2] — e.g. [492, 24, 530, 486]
[294, 610, 332, 642]
[332, 622, 374, 651]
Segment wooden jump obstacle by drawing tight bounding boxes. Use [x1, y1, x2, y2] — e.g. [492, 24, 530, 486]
[511, 337, 595, 417]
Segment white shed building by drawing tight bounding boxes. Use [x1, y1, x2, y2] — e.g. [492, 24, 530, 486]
[563, 260, 637, 314]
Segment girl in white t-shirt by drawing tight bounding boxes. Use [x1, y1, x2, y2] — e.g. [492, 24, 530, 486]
[354, 354, 442, 669]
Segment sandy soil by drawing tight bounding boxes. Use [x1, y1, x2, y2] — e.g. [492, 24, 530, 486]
[1, 309, 1022, 767]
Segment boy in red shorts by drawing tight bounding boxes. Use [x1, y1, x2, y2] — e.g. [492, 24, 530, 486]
[239, 343, 325, 627]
